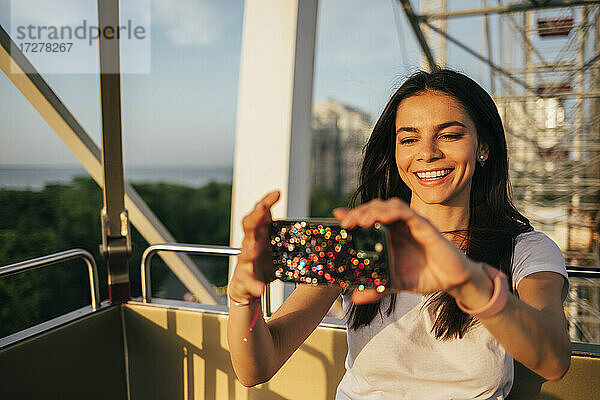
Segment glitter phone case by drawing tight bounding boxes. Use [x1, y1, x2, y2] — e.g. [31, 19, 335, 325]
[270, 219, 392, 292]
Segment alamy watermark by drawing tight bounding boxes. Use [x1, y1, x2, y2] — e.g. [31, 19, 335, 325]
[10, 0, 151, 74]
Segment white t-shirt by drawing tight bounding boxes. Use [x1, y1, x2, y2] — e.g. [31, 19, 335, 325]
[336, 231, 569, 400]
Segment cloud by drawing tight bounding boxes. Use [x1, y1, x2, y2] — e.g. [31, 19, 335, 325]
[151, 0, 223, 47]
[9, 0, 96, 27]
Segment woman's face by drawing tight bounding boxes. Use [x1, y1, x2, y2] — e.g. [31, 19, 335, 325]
[394, 91, 487, 208]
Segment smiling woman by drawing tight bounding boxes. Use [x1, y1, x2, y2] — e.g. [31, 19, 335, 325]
[227, 69, 571, 399]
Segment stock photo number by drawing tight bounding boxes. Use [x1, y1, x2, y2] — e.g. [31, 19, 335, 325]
[18, 42, 74, 53]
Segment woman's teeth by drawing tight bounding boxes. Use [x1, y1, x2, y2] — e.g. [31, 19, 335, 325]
[415, 169, 452, 181]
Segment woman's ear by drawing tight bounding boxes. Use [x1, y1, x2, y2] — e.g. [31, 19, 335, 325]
[478, 142, 489, 162]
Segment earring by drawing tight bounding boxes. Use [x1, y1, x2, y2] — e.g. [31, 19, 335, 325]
[479, 154, 486, 167]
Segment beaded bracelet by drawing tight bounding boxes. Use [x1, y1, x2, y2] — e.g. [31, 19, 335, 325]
[456, 263, 509, 319]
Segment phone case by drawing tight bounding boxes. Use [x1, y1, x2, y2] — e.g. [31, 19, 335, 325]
[270, 219, 391, 292]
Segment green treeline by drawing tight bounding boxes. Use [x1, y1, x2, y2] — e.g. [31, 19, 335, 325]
[0, 177, 350, 337]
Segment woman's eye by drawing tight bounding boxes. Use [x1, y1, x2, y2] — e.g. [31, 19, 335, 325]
[398, 138, 417, 144]
[440, 133, 464, 140]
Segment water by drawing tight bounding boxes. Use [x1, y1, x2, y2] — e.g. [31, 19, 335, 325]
[0, 165, 233, 190]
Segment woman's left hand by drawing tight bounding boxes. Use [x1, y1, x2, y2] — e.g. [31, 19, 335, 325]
[333, 198, 480, 304]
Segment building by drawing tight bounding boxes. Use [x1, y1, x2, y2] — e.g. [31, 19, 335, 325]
[311, 99, 373, 196]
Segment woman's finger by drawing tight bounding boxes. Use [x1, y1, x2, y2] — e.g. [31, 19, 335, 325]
[338, 199, 376, 227]
[339, 198, 405, 227]
[332, 208, 350, 221]
[242, 190, 281, 234]
[351, 289, 384, 304]
[339, 202, 371, 228]
[350, 199, 440, 244]
[355, 203, 392, 227]
[261, 190, 281, 209]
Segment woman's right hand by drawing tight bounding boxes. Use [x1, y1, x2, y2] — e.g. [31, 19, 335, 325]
[227, 190, 281, 304]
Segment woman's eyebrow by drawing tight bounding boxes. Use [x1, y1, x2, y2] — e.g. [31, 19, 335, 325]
[396, 121, 467, 134]
[436, 121, 467, 131]
[396, 126, 419, 134]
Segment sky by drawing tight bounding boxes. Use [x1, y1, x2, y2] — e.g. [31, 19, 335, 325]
[0, 0, 492, 167]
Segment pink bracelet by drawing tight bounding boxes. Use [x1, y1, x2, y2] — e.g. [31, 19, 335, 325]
[456, 263, 509, 319]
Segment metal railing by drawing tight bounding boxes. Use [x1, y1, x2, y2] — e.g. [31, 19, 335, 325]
[566, 266, 600, 278]
[0, 249, 101, 311]
[141, 243, 240, 304]
[140, 247, 600, 332]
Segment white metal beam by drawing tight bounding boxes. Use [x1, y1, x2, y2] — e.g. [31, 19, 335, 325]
[230, 0, 318, 311]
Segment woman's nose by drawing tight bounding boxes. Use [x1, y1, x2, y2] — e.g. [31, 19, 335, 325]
[417, 140, 443, 161]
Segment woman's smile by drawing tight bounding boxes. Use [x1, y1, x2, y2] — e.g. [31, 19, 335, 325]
[413, 168, 454, 184]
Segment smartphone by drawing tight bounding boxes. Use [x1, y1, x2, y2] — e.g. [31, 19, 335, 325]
[270, 219, 392, 293]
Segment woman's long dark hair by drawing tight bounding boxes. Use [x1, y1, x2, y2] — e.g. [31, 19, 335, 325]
[346, 69, 532, 340]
